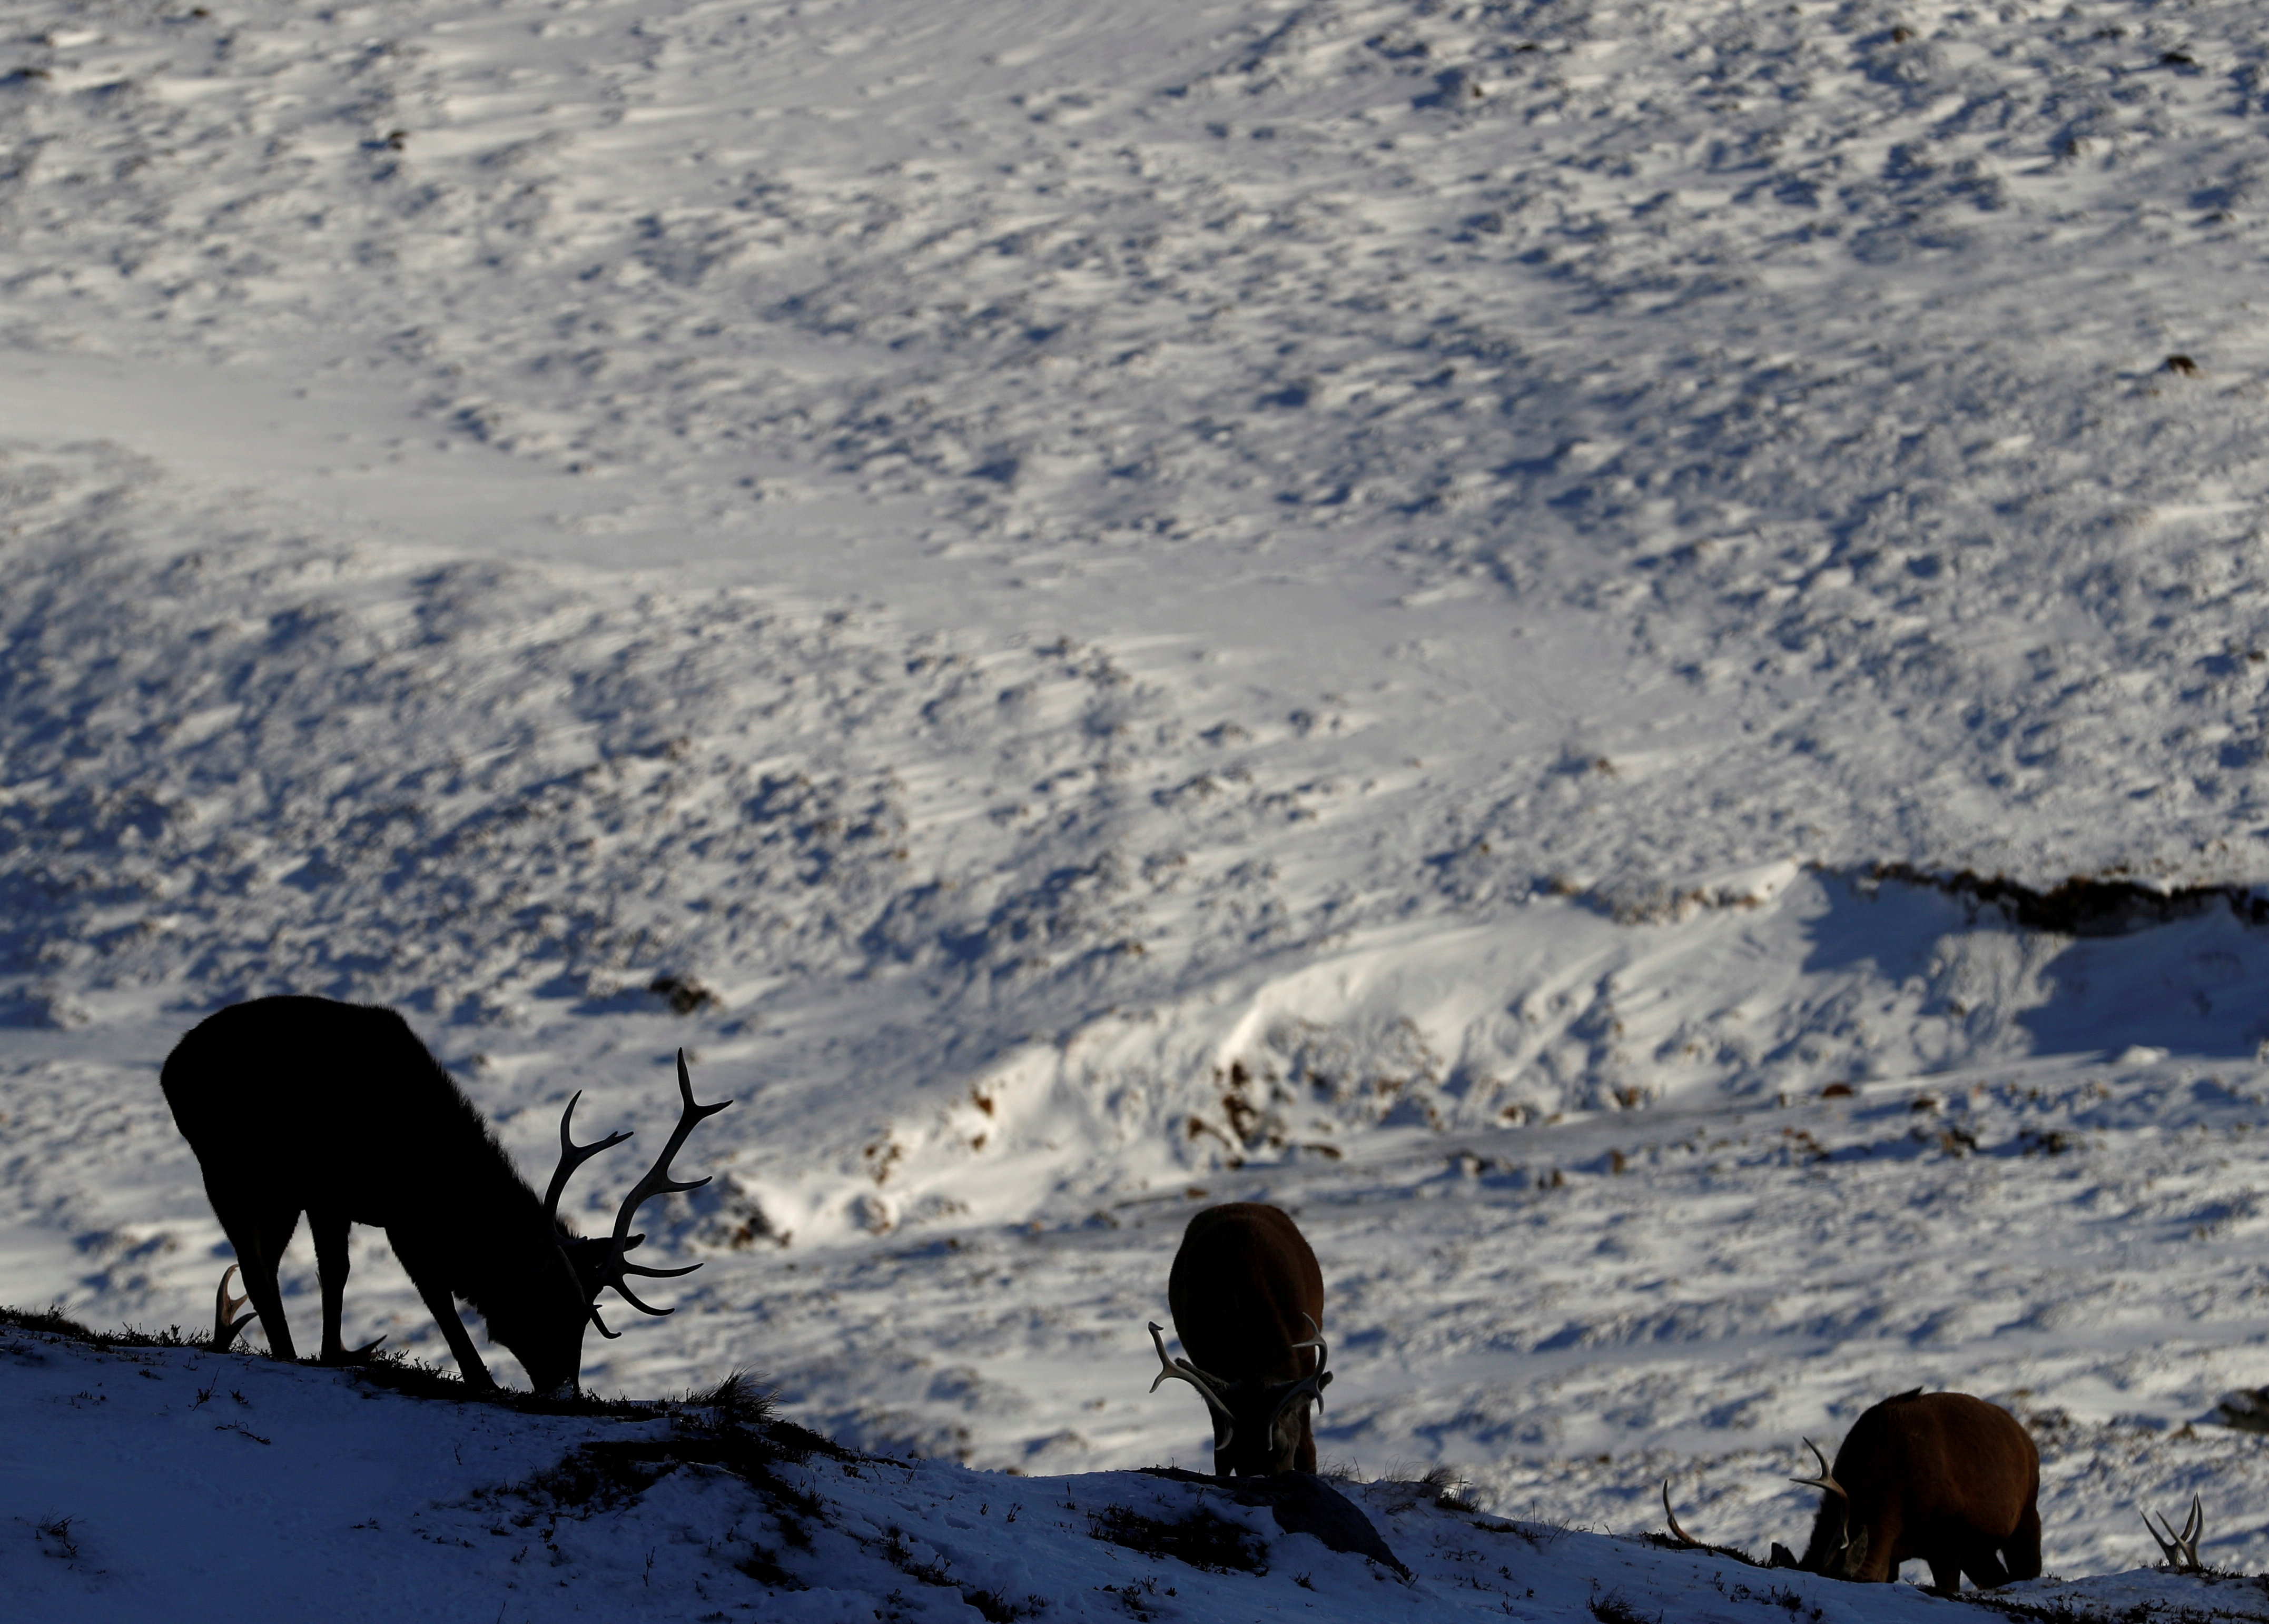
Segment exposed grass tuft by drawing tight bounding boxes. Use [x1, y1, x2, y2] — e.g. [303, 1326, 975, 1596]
[688, 1367, 775, 1427]
[1417, 1463, 1475, 1511]
[1642, 1527, 1764, 1567]
[34, 1513, 81, 1561]
[1089, 1503, 1266, 1575]
[0, 1303, 772, 1424]
[3, 1303, 200, 1349]
[1588, 1588, 1661, 1623]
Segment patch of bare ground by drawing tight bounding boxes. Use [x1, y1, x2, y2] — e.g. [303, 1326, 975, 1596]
[1866, 865, 2269, 938]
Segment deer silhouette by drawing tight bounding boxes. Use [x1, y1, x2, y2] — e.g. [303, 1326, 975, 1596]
[1147, 1202, 1331, 1476]
[161, 995, 729, 1394]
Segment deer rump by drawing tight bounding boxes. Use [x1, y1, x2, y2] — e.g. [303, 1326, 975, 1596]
[161, 995, 723, 1394]
[1784, 1390, 2042, 1593]
[1160, 1202, 1330, 1476]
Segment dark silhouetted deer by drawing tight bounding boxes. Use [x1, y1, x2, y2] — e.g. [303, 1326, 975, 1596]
[1662, 1389, 2041, 1595]
[1147, 1202, 1331, 1476]
[161, 995, 730, 1394]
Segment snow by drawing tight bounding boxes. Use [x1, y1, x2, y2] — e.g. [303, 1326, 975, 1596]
[9, 0, 2269, 1613]
[2, 1318, 2221, 1621]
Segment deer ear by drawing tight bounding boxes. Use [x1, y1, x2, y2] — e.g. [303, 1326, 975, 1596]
[1844, 1529, 1869, 1575]
[1768, 1543, 1798, 1569]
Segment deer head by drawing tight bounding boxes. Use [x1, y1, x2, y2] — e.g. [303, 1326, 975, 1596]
[1789, 1437, 1871, 1579]
[534, 1049, 732, 1392]
[1149, 1315, 1332, 1475]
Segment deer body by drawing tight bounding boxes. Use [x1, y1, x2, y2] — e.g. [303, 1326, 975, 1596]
[1152, 1202, 1330, 1476]
[1790, 1390, 2041, 1593]
[161, 996, 726, 1394]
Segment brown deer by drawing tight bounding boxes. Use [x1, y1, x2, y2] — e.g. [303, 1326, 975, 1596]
[1147, 1202, 1331, 1476]
[161, 995, 731, 1394]
[1662, 1389, 2041, 1595]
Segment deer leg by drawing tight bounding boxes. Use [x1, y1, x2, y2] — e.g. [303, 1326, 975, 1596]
[417, 1279, 496, 1391]
[1961, 1544, 2012, 1592]
[308, 1212, 384, 1363]
[390, 1232, 496, 1391]
[2005, 1503, 2043, 1582]
[1925, 1554, 1963, 1597]
[211, 1199, 301, 1362]
[310, 1210, 350, 1361]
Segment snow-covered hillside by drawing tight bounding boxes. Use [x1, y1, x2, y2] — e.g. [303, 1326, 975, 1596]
[11, 0, 2269, 1610]
[8, 1311, 2260, 1622]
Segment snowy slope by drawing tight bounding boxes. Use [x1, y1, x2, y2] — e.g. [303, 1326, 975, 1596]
[7, 1315, 2253, 1623]
[9, 0, 2269, 1609]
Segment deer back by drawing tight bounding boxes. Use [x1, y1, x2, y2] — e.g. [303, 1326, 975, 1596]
[1168, 1202, 1323, 1381]
[1801, 1390, 2039, 1579]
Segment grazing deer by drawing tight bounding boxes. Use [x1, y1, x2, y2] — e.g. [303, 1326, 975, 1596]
[1147, 1202, 1331, 1476]
[1662, 1389, 2041, 1595]
[162, 996, 731, 1394]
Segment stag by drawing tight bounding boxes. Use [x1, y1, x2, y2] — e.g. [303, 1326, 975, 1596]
[1147, 1202, 1331, 1476]
[1661, 1389, 2041, 1595]
[161, 995, 731, 1394]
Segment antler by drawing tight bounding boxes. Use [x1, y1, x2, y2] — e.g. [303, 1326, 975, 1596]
[1266, 1312, 1334, 1427]
[1267, 1369, 1333, 1430]
[1790, 1438, 1847, 1499]
[1661, 1481, 1702, 1548]
[212, 1264, 256, 1353]
[2144, 1493, 2204, 1573]
[593, 1051, 733, 1325]
[1149, 1321, 1238, 1447]
[542, 1090, 633, 1228]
